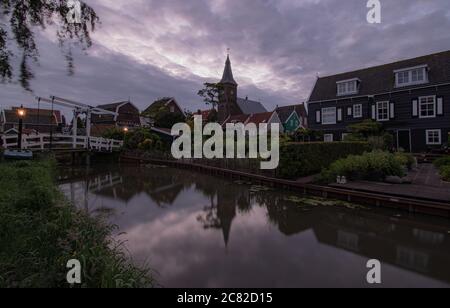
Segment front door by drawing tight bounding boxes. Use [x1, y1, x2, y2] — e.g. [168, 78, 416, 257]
[397, 130, 411, 152]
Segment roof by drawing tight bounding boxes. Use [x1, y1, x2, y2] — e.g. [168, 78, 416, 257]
[143, 97, 185, 117]
[219, 55, 237, 85]
[194, 109, 217, 122]
[222, 114, 251, 126]
[276, 106, 296, 123]
[247, 112, 275, 125]
[237, 97, 267, 114]
[309, 50, 450, 102]
[3, 109, 59, 125]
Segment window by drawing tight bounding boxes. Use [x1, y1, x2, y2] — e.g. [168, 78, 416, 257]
[170, 106, 175, 113]
[353, 104, 362, 118]
[337, 79, 359, 96]
[376, 101, 389, 122]
[342, 133, 349, 141]
[324, 134, 334, 142]
[419, 96, 436, 118]
[426, 130, 441, 145]
[322, 107, 336, 125]
[395, 66, 428, 87]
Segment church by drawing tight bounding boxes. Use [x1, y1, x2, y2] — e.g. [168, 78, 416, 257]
[216, 55, 284, 132]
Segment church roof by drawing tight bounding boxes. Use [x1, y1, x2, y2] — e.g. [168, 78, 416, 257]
[237, 97, 267, 114]
[220, 55, 238, 85]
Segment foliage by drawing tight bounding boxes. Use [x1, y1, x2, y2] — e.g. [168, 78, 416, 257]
[0, 159, 154, 288]
[124, 128, 165, 151]
[440, 165, 450, 182]
[277, 142, 370, 179]
[102, 127, 126, 141]
[0, 0, 99, 90]
[320, 151, 407, 183]
[394, 152, 416, 170]
[292, 128, 323, 142]
[348, 120, 383, 139]
[197, 83, 223, 110]
[434, 156, 450, 181]
[433, 156, 450, 168]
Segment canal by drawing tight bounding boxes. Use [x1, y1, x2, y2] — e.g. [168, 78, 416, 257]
[59, 164, 450, 288]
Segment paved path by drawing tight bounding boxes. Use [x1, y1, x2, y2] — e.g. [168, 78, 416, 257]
[330, 164, 450, 202]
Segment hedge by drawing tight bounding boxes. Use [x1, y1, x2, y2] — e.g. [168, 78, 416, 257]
[319, 151, 408, 183]
[277, 142, 370, 179]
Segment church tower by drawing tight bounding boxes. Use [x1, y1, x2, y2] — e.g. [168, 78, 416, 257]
[218, 54, 240, 123]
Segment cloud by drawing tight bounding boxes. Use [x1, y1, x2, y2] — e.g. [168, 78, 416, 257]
[1, 0, 449, 115]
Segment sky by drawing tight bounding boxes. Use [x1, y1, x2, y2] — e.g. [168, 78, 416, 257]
[1, 0, 450, 116]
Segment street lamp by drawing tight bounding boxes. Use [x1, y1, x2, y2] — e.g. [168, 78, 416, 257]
[123, 127, 129, 133]
[17, 105, 26, 150]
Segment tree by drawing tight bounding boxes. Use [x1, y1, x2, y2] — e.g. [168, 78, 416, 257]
[0, 0, 99, 90]
[197, 83, 223, 110]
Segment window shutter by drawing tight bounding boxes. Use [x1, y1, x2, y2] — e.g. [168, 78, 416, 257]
[412, 99, 418, 117]
[347, 107, 352, 116]
[390, 102, 395, 119]
[437, 97, 444, 115]
[371, 105, 376, 120]
[337, 108, 343, 122]
[316, 110, 321, 123]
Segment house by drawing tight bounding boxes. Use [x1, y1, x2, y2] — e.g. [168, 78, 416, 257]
[91, 101, 141, 136]
[194, 109, 218, 124]
[222, 111, 284, 133]
[217, 55, 268, 123]
[0, 107, 64, 134]
[276, 104, 308, 133]
[143, 97, 186, 119]
[307, 50, 450, 152]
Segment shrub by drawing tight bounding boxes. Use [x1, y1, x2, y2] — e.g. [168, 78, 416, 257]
[277, 142, 370, 179]
[440, 165, 450, 182]
[434, 156, 450, 168]
[320, 151, 407, 183]
[394, 152, 416, 170]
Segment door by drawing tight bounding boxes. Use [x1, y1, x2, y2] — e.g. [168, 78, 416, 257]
[397, 130, 411, 152]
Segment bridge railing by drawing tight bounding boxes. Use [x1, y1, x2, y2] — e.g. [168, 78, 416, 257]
[0, 133, 123, 152]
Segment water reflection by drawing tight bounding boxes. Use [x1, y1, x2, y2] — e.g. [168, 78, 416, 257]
[59, 164, 450, 288]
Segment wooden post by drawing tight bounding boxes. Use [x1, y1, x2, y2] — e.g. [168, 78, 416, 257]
[73, 110, 78, 149]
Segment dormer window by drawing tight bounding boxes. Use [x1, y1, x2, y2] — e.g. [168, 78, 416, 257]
[394, 65, 428, 87]
[337, 78, 360, 96]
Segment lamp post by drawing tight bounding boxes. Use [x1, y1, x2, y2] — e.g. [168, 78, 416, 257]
[17, 105, 26, 150]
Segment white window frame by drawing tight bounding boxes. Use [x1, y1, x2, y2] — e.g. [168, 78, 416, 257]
[324, 134, 334, 143]
[353, 104, 363, 118]
[322, 107, 337, 125]
[376, 101, 390, 122]
[419, 95, 436, 119]
[426, 129, 441, 145]
[337, 78, 360, 96]
[394, 65, 428, 88]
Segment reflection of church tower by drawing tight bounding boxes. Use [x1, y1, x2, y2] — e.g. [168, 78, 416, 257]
[217, 190, 237, 247]
[218, 54, 240, 123]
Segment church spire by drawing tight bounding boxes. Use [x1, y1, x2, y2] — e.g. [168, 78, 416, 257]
[220, 53, 237, 86]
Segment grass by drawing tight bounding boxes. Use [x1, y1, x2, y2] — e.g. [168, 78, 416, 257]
[0, 159, 155, 288]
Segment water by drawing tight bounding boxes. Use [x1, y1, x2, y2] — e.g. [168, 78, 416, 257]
[59, 164, 450, 288]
